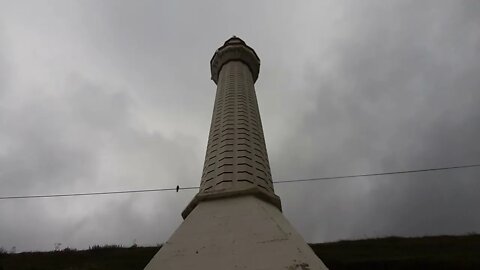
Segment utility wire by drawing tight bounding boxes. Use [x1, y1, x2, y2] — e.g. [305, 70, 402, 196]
[273, 163, 480, 184]
[0, 163, 479, 200]
[0, 187, 200, 200]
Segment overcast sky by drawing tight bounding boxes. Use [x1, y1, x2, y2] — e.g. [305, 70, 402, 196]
[1, 0, 479, 252]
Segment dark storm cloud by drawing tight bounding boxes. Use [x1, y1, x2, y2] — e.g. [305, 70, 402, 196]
[273, 1, 480, 241]
[0, 0, 479, 251]
[0, 73, 200, 251]
[0, 27, 10, 98]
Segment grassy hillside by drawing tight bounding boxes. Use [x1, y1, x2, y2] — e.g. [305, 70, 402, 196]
[311, 234, 480, 269]
[0, 245, 159, 270]
[1, 235, 479, 269]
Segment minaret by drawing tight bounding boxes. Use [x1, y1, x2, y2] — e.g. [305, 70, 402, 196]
[144, 37, 328, 270]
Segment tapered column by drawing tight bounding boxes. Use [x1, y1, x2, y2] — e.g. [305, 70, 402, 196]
[145, 37, 329, 270]
[182, 37, 281, 218]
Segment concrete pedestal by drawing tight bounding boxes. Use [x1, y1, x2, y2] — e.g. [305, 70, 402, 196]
[145, 196, 328, 270]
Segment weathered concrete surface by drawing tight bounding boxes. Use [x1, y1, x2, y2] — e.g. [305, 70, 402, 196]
[145, 195, 328, 270]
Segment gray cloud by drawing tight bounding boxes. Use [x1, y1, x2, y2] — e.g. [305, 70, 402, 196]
[0, 0, 479, 251]
[273, 0, 480, 242]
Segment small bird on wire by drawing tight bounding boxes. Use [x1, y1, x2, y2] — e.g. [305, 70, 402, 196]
[176, 185, 179, 192]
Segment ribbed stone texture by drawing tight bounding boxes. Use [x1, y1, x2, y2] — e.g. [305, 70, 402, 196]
[203, 61, 273, 191]
[182, 37, 281, 218]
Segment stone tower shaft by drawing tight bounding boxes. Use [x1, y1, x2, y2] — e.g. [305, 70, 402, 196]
[182, 37, 281, 218]
[144, 37, 329, 270]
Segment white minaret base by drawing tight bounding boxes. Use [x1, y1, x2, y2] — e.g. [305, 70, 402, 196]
[144, 195, 328, 270]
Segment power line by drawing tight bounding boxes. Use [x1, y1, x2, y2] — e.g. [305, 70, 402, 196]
[273, 163, 480, 184]
[0, 163, 479, 200]
[0, 186, 199, 200]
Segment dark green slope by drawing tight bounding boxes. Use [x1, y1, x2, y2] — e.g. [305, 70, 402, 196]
[1, 235, 479, 270]
[312, 234, 480, 270]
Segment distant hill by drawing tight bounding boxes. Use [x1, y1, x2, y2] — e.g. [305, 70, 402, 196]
[1, 234, 479, 269]
[311, 234, 480, 269]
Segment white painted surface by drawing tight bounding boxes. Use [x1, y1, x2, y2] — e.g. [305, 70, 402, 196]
[145, 196, 328, 270]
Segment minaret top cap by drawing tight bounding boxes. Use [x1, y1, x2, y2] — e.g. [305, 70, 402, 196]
[210, 36, 260, 84]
